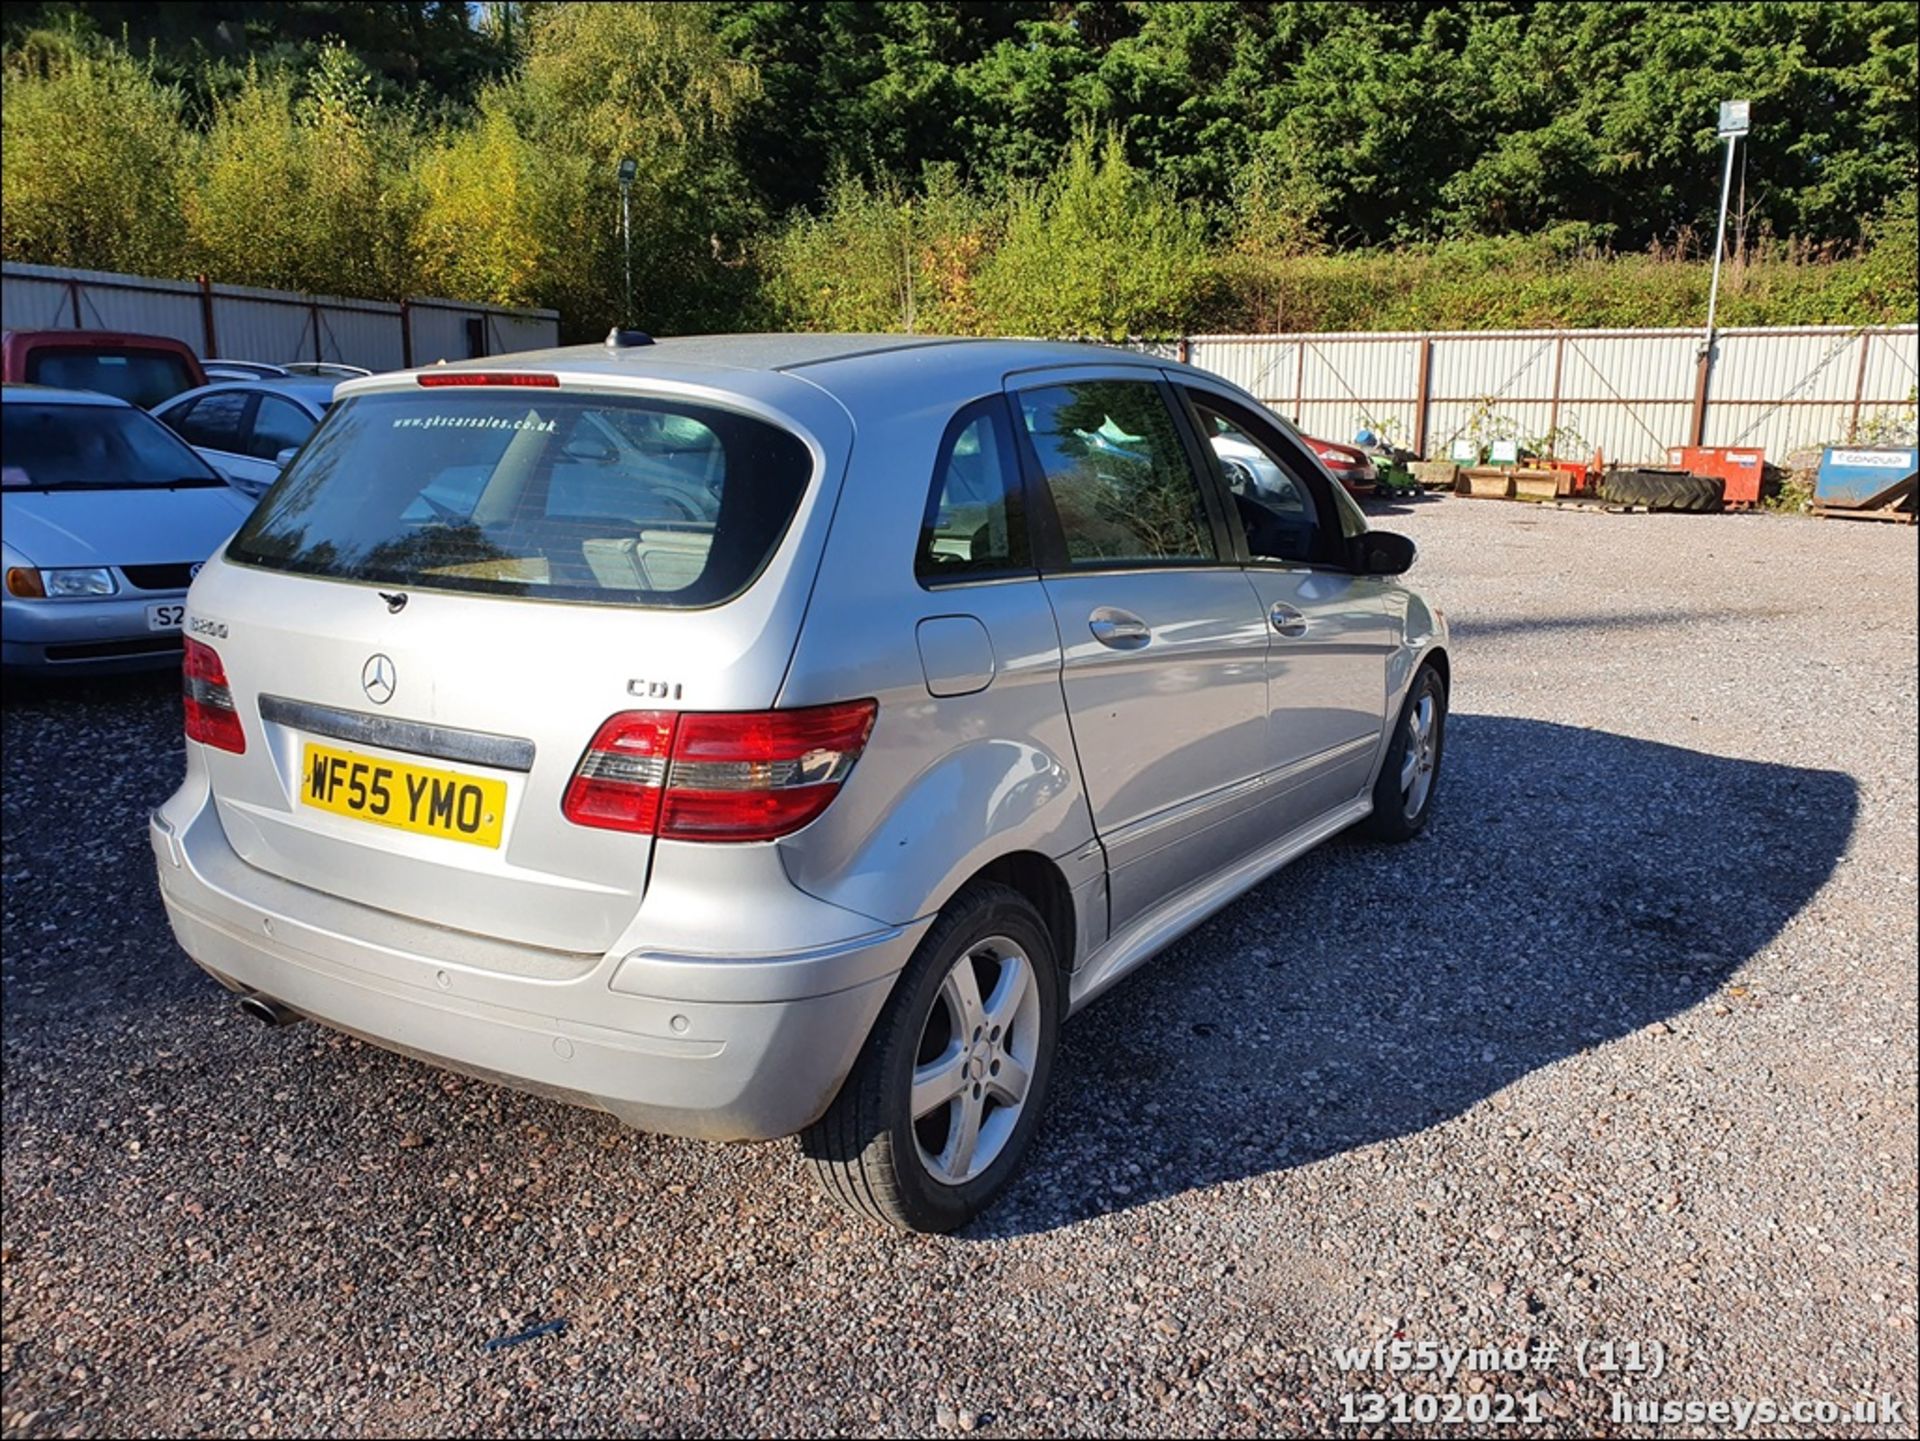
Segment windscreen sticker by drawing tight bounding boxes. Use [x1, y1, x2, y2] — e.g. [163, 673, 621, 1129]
[390, 414, 556, 433]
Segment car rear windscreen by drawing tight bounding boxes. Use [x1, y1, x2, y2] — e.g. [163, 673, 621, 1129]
[26, 348, 199, 408]
[1, 402, 224, 490]
[226, 389, 813, 608]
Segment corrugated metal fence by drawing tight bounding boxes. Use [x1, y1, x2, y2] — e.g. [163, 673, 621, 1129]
[8, 261, 1909, 464]
[1, 262, 559, 372]
[1173, 326, 1918, 464]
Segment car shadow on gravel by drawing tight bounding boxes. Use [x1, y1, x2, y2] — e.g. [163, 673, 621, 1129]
[1361, 489, 1450, 511]
[970, 713, 1858, 1239]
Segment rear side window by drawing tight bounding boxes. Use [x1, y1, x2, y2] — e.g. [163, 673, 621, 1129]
[170, 391, 250, 452]
[917, 397, 1029, 582]
[1016, 380, 1217, 566]
[26, 348, 197, 408]
[248, 395, 316, 459]
[227, 390, 812, 609]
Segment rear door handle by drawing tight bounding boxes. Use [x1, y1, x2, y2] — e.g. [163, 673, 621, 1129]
[1088, 607, 1151, 649]
[1269, 603, 1310, 638]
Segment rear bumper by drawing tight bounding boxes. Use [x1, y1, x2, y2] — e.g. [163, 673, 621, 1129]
[150, 765, 925, 1141]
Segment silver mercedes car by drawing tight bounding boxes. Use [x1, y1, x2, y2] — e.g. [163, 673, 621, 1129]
[151, 334, 1449, 1232]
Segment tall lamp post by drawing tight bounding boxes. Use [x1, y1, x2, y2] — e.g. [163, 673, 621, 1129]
[617, 155, 637, 324]
[1693, 100, 1749, 446]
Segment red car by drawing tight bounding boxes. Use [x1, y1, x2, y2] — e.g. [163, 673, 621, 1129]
[1304, 436, 1379, 495]
[2, 329, 207, 409]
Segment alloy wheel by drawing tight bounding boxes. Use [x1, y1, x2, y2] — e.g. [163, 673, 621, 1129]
[910, 936, 1040, 1185]
[1399, 689, 1438, 820]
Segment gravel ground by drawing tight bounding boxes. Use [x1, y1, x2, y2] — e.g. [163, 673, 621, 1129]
[3, 499, 1915, 1439]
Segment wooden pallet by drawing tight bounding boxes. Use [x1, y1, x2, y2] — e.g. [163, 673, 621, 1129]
[1506, 496, 1644, 513]
[1813, 503, 1916, 524]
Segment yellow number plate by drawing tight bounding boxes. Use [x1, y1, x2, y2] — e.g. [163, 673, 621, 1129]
[299, 742, 507, 848]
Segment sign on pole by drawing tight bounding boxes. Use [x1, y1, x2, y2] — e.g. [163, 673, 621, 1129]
[1718, 100, 1750, 137]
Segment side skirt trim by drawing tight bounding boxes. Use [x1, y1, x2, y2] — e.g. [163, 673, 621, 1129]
[1066, 797, 1371, 1013]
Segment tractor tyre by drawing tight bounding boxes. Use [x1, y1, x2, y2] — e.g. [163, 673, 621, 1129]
[1674, 473, 1726, 512]
[1599, 468, 1693, 510]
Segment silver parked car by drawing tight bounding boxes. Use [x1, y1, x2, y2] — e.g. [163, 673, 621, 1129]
[151, 335, 1449, 1231]
[152, 378, 338, 498]
[2, 385, 254, 671]
[281, 361, 372, 379]
[202, 360, 294, 383]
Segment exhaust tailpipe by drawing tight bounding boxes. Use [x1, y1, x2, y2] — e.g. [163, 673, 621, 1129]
[237, 993, 302, 1027]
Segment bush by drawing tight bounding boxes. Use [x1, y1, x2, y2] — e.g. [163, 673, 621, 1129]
[1192, 223, 1919, 335]
[978, 133, 1210, 339]
[760, 165, 997, 334]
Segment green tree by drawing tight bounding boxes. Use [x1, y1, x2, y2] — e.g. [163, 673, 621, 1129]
[184, 45, 417, 297]
[1439, 2, 1919, 248]
[499, 1, 762, 331]
[411, 102, 554, 307]
[714, 2, 1044, 213]
[2, 2, 515, 117]
[3, 1, 1913, 334]
[0, 36, 192, 275]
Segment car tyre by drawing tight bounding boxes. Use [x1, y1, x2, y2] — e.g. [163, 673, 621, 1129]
[800, 882, 1060, 1233]
[1362, 663, 1447, 842]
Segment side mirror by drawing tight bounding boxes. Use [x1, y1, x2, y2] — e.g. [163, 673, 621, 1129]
[1350, 529, 1416, 576]
[275, 447, 299, 469]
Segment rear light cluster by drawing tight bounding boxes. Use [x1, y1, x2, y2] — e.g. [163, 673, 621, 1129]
[563, 701, 877, 843]
[183, 639, 246, 753]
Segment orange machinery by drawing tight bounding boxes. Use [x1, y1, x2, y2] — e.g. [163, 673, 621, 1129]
[1666, 446, 1766, 509]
